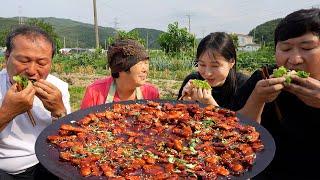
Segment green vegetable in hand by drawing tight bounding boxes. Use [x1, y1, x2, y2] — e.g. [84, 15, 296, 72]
[13, 75, 29, 88]
[272, 66, 310, 84]
[192, 80, 212, 90]
[272, 66, 287, 78]
[285, 76, 292, 84]
[296, 70, 310, 78]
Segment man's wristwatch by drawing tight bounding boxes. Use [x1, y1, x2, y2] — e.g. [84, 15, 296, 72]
[51, 111, 67, 123]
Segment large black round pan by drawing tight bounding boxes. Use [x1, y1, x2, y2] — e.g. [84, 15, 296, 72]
[35, 100, 276, 180]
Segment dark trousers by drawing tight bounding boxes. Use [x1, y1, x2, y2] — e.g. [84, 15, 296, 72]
[0, 163, 58, 180]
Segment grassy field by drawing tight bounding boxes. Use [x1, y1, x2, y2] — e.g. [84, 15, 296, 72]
[69, 86, 86, 111]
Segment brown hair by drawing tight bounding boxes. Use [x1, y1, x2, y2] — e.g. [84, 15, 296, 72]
[107, 39, 149, 78]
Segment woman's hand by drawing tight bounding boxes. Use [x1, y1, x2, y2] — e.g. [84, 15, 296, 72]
[285, 75, 320, 108]
[191, 88, 218, 106]
[180, 80, 218, 106]
[181, 80, 193, 100]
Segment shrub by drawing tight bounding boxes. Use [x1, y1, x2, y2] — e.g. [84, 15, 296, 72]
[237, 47, 275, 71]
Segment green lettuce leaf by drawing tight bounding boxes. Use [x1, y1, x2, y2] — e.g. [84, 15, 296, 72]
[192, 80, 212, 90]
[272, 66, 310, 84]
[13, 75, 29, 88]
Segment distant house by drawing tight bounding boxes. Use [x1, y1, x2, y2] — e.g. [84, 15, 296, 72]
[59, 48, 72, 54]
[59, 48, 90, 54]
[0, 47, 6, 57]
[236, 34, 261, 52]
[58, 48, 106, 55]
[238, 43, 261, 52]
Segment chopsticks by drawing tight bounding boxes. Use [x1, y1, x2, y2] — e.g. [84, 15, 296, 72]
[261, 66, 270, 79]
[16, 84, 36, 126]
[178, 94, 186, 101]
[261, 66, 283, 121]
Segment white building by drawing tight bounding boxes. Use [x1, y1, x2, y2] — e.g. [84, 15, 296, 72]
[0, 47, 6, 56]
[58, 48, 72, 54]
[236, 34, 261, 52]
[58, 48, 106, 54]
[238, 43, 261, 52]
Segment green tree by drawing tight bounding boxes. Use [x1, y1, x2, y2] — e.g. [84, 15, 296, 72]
[229, 33, 239, 49]
[107, 30, 146, 46]
[158, 22, 196, 54]
[26, 18, 62, 51]
[0, 28, 10, 47]
[249, 18, 281, 47]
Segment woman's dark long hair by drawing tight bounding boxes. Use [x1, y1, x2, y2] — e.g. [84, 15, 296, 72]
[195, 32, 237, 105]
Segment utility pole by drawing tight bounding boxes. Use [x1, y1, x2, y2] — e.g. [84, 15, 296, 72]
[193, 33, 196, 56]
[146, 32, 149, 51]
[77, 39, 79, 53]
[201, 28, 206, 38]
[63, 37, 66, 48]
[18, 3, 23, 24]
[253, 28, 256, 42]
[113, 18, 119, 30]
[113, 18, 120, 38]
[93, 0, 100, 49]
[186, 14, 191, 33]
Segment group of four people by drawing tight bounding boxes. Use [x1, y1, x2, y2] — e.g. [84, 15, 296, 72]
[0, 8, 319, 180]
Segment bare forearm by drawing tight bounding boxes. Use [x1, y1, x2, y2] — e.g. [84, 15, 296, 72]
[237, 94, 265, 124]
[0, 107, 13, 132]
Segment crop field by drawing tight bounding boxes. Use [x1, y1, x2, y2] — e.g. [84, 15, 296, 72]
[0, 48, 274, 111]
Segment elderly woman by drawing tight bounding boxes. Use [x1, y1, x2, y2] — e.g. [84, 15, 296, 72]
[81, 39, 159, 109]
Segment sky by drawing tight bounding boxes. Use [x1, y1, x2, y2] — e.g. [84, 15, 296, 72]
[1, 0, 319, 38]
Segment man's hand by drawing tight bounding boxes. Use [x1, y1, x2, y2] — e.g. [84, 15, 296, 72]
[285, 75, 320, 108]
[1, 81, 35, 123]
[251, 77, 286, 103]
[34, 79, 66, 117]
[238, 77, 285, 123]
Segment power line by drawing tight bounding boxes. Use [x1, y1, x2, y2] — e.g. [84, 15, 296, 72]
[18, 0, 24, 24]
[98, 0, 129, 29]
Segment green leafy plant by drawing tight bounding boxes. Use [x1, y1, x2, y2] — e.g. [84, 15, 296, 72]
[107, 30, 146, 46]
[237, 47, 275, 71]
[272, 66, 287, 78]
[272, 66, 310, 83]
[296, 71, 310, 78]
[192, 80, 211, 90]
[158, 22, 196, 55]
[13, 75, 29, 88]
